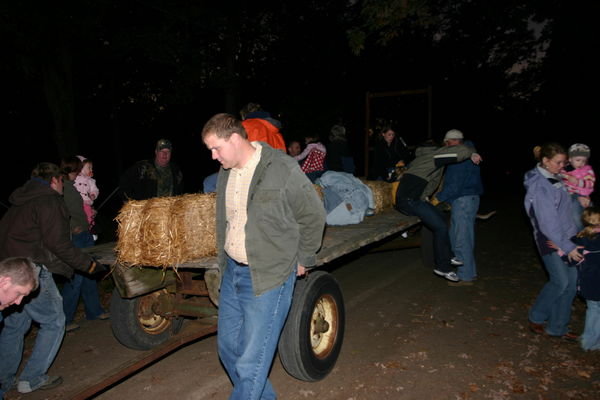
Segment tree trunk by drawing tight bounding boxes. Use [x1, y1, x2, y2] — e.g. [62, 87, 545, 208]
[41, 42, 77, 158]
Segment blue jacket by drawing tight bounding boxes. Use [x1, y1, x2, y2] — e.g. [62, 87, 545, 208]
[436, 158, 483, 203]
[524, 166, 577, 256]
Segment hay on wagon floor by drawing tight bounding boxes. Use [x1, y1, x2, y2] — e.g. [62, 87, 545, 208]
[362, 180, 394, 213]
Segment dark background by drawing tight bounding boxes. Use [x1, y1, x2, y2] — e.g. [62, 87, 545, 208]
[2, 0, 598, 231]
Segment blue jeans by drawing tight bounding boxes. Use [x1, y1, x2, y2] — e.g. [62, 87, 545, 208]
[396, 198, 453, 272]
[0, 267, 66, 392]
[218, 256, 296, 400]
[570, 194, 584, 231]
[62, 231, 105, 324]
[449, 196, 479, 281]
[529, 252, 577, 336]
[581, 300, 600, 351]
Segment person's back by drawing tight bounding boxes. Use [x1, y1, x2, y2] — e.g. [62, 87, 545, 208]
[0, 177, 89, 273]
[242, 117, 286, 151]
[326, 124, 355, 174]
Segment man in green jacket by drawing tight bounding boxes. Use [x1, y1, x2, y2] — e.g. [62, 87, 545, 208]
[202, 113, 326, 400]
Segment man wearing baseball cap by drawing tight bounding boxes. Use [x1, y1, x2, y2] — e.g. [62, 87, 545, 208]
[120, 138, 184, 200]
[436, 131, 484, 286]
[395, 129, 482, 282]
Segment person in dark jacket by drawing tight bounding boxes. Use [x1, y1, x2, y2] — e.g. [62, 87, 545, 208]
[369, 126, 410, 181]
[326, 124, 355, 174]
[395, 130, 481, 282]
[120, 138, 184, 200]
[0, 163, 103, 395]
[436, 137, 484, 285]
[572, 207, 600, 351]
[60, 157, 108, 333]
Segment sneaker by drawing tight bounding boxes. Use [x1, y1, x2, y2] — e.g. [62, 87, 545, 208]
[549, 332, 579, 342]
[17, 376, 63, 393]
[66, 322, 80, 332]
[450, 257, 463, 266]
[476, 210, 497, 220]
[97, 312, 110, 320]
[433, 269, 459, 282]
[447, 280, 475, 287]
[528, 321, 545, 335]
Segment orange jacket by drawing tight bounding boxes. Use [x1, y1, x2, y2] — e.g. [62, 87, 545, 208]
[242, 118, 286, 151]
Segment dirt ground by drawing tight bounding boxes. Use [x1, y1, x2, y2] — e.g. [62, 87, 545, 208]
[4, 191, 600, 400]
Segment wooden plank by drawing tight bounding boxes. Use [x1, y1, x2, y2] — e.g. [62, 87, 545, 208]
[87, 211, 419, 269]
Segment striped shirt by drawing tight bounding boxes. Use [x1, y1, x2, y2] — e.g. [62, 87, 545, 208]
[224, 142, 262, 264]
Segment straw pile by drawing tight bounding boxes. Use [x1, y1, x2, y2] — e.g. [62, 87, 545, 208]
[362, 180, 394, 213]
[115, 193, 217, 267]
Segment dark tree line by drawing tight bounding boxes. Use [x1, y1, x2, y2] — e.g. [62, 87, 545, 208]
[1, 0, 596, 200]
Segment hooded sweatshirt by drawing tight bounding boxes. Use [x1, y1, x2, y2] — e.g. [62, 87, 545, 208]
[0, 178, 93, 278]
[523, 165, 578, 256]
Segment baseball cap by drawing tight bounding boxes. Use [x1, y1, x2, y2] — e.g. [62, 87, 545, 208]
[156, 139, 172, 151]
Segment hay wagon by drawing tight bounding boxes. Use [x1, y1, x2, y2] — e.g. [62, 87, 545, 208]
[82, 192, 419, 396]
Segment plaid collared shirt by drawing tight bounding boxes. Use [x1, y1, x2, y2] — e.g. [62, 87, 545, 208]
[224, 142, 262, 264]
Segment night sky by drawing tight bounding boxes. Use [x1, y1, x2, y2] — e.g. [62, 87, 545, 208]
[2, 1, 597, 223]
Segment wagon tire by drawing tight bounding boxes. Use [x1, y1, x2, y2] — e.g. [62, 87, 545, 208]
[110, 288, 184, 350]
[278, 271, 345, 382]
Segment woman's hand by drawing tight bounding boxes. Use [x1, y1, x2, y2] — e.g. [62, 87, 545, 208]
[568, 247, 584, 263]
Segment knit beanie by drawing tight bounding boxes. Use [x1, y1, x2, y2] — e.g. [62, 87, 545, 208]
[568, 143, 590, 159]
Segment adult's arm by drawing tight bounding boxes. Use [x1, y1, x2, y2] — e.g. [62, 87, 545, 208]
[38, 197, 94, 273]
[285, 167, 326, 267]
[530, 187, 577, 254]
[294, 143, 315, 162]
[433, 144, 477, 169]
[63, 182, 89, 234]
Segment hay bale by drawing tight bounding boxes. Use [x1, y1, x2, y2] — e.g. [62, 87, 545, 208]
[362, 180, 394, 213]
[115, 200, 146, 266]
[115, 193, 217, 267]
[139, 197, 178, 266]
[172, 193, 217, 262]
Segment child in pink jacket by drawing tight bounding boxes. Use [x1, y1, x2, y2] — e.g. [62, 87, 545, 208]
[74, 156, 100, 234]
[561, 143, 595, 230]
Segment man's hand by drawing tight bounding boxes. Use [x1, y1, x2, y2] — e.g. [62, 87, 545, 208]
[88, 260, 108, 275]
[297, 264, 307, 277]
[471, 153, 482, 165]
